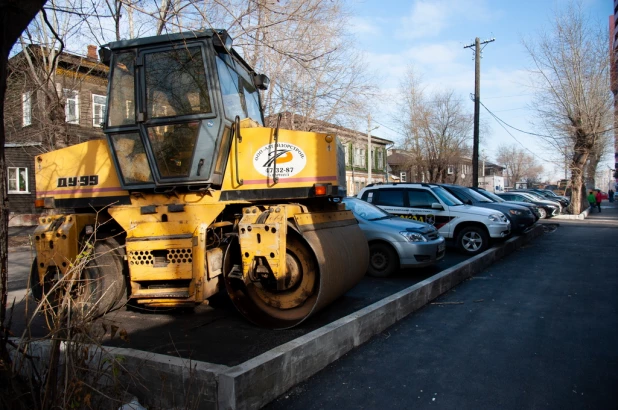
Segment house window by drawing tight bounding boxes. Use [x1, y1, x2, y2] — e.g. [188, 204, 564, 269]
[400, 171, 407, 182]
[447, 166, 454, 175]
[360, 149, 366, 167]
[22, 92, 32, 127]
[377, 149, 384, 170]
[8, 167, 28, 193]
[64, 89, 79, 124]
[92, 94, 107, 127]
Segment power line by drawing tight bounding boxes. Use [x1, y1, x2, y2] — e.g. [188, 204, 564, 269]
[479, 101, 564, 166]
[372, 119, 406, 138]
[480, 99, 618, 138]
[482, 93, 535, 99]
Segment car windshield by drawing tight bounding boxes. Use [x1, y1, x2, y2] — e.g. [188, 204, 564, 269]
[522, 191, 546, 201]
[534, 190, 552, 198]
[517, 192, 540, 201]
[343, 197, 392, 221]
[460, 187, 493, 203]
[431, 186, 463, 206]
[478, 190, 504, 202]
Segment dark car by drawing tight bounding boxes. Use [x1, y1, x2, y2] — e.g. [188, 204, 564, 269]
[515, 189, 569, 210]
[440, 184, 536, 234]
[496, 192, 560, 219]
[473, 188, 542, 221]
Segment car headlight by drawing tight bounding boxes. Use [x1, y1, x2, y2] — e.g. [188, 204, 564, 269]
[488, 213, 506, 222]
[400, 231, 428, 242]
[508, 209, 522, 215]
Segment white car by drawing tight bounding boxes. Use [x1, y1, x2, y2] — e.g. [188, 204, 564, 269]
[357, 183, 511, 255]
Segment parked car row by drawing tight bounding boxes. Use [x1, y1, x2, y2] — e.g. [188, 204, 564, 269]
[342, 182, 542, 278]
[496, 191, 561, 218]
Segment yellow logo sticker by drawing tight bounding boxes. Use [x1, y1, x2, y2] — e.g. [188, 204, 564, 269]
[253, 143, 307, 178]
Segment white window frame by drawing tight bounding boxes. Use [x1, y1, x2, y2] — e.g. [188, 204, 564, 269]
[400, 171, 407, 182]
[92, 94, 107, 127]
[447, 166, 454, 175]
[7, 167, 29, 194]
[377, 149, 383, 170]
[22, 91, 32, 127]
[64, 89, 79, 124]
[344, 145, 350, 166]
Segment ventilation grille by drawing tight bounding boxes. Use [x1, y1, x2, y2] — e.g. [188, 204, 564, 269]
[128, 249, 193, 266]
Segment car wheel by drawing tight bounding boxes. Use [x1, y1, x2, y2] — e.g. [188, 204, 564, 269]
[456, 226, 489, 256]
[367, 243, 399, 278]
[537, 207, 547, 219]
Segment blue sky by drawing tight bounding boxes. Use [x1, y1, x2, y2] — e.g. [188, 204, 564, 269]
[346, 0, 613, 182]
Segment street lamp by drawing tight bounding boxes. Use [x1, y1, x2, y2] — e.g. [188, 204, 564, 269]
[367, 114, 379, 184]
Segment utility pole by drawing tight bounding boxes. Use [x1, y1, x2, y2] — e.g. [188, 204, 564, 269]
[367, 114, 379, 184]
[464, 37, 495, 188]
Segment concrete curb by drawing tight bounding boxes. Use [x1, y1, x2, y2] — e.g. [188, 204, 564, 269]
[552, 207, 590, 220]
[8, 224, 544, 410]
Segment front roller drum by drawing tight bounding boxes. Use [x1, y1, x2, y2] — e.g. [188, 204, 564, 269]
[223, 223, 369, 329]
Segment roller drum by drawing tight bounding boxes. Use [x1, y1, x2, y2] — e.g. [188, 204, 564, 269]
[223, 222, 369, 329]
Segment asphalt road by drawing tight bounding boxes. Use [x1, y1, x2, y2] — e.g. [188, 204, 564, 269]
[265, 208, 618, 409]
[6, 240, 473, 365]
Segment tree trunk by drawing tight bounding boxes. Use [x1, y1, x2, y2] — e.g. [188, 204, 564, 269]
[0, 42, 9, 368]
[0, 0, 49, 369]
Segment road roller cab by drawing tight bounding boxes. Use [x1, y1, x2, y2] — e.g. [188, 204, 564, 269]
[31, 30, 369, 329]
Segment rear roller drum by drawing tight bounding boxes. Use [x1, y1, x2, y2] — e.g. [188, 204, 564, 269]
[76, 238, 127, 316]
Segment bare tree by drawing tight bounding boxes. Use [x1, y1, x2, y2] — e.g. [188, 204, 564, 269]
[496, 144, 544, 187]
[395, 67, 473, 183]
[0, 0, 48, 395]
[523, 2, 612, 213]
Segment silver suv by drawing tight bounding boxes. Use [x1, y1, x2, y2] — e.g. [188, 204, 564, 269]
[357, 183, 511, 255]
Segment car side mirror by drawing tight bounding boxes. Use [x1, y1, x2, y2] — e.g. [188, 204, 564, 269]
[431, 203, 444, 210]
[465, 199, 472, 205]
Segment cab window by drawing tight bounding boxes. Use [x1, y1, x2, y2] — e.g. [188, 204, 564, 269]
[374, 189, 405, 207]
[144, 46, 211, 119]
[408, 190, 437, 208]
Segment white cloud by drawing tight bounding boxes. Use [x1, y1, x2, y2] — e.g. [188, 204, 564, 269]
[396, 0, 499, 40]
[348, 16, 382, 36]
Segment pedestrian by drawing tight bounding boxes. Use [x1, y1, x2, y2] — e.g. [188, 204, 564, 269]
[587, 191, 596, 211]
[609, 189, 614, 203]
[595, 189, 603, 213]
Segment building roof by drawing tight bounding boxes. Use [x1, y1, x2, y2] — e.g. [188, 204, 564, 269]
[387, 150, 415, 165]
[9, 44, 109, 79]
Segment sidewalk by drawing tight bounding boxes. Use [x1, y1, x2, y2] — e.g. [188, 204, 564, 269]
[582, 200, 618, 223]
[266, 199, 618, 409]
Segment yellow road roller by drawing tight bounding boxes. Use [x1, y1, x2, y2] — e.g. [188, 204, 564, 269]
[30, 30, 368, 329]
